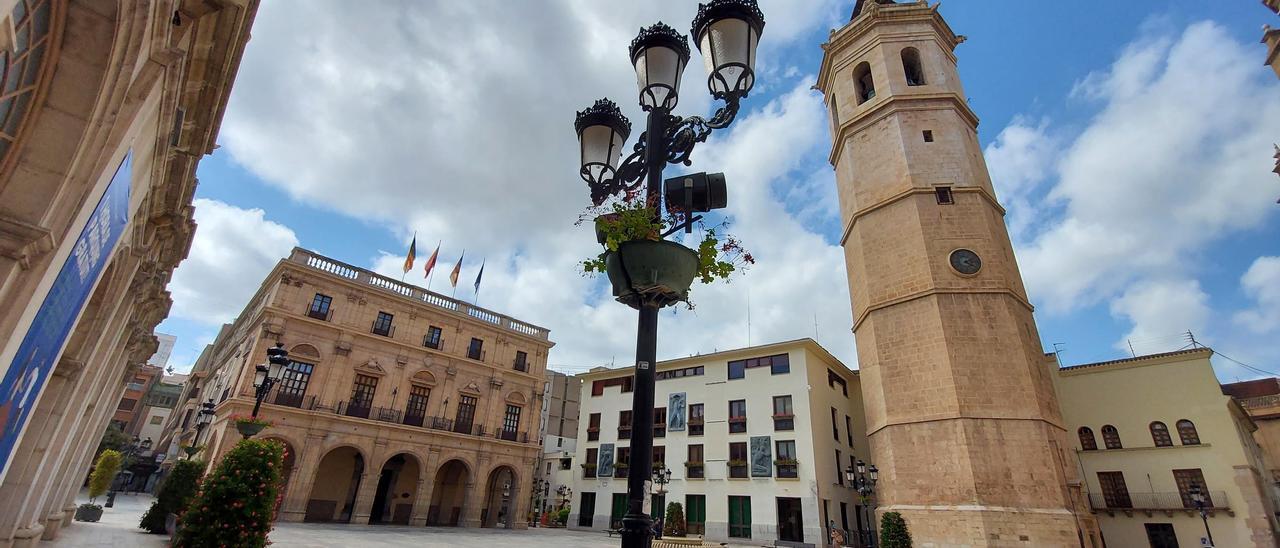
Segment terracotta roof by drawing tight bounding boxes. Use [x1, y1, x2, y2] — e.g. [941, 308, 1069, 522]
[1058, 348, 1212, 372]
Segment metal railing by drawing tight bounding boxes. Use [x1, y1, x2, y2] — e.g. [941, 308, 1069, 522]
[289, 248, 550, 340]
[254, 392, 534, 444]
[306, 307, 332, 321]
[1087, 490, 1228, 511]
[337, 400, 372, 419]
[371, 321, 395, 338]
[423, 335, 443, 350]
[1238, 394, 1280, 410]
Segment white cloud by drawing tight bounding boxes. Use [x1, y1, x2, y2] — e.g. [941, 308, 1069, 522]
[1108, 279, 1208, 356]
[983, 118, 1058, 241]
[1006, 21, 1280, 316]
[1234, 256, 1280, 334]
[167, 199, 299, 324]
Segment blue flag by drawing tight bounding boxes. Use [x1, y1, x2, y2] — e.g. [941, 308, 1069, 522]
[474, 259, 485, 293]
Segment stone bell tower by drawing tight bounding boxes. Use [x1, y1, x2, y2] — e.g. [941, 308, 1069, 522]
[817, 1, 1095, 546]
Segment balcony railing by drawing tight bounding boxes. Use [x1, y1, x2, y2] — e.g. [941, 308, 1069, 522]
[403, 413, 425, 427]
[496, 429, 529, 443]
[252, 392, 535, 445]
[306, 307, 332, 321]
[288, 248, 550, 340]
[272, 392, 316, 409]
[1087, 491, 1228, 512]
[371, 321, 395, 338]
[467, 348, 486, 361]
[423, 335, 443, 350]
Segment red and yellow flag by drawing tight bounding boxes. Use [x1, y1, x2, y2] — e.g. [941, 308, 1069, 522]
[402, 235, 417, 274]
[423, 243, 440, 279]
[449, 250, 465, 288]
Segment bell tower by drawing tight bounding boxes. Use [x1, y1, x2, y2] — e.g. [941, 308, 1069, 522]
[817, 1, 1095, 546]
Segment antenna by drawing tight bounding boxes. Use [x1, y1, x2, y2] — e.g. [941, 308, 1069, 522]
[746, 286, 752, 347]
[1127, 339, 1136, 358]
[1051, 343, 1065, 368]
[814, 313, 819, 341]
[1184, 330, 1202, 349]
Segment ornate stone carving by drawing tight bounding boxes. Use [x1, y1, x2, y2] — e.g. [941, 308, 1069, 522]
[334, 332, 353, 356]
[446, 366, 458, 377]
[357, 358, 387, 376]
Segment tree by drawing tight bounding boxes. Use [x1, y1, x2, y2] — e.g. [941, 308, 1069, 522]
[880, 511, 913, 548]
[663, 501, 687, 537]
[86, 450, 122, 504]
[173, 439, 284, 548]
[139, 459, 205, 533]
[96, 425, 131, 457]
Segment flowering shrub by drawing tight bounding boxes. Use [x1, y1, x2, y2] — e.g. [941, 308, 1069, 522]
[578, 200, 753, 285]
[173, 439, 285, 548]
[140, 458, 205, 533]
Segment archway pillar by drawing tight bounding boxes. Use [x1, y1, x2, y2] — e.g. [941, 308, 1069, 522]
[409, 449, 441, 526]
[350, 441, 387, 524]
[279, 433, 326, 522]
[460, 479, 483, 527]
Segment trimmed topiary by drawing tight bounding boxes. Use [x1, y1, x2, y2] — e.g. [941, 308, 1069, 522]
[880, 511, 913, 548]
[662, 501, 687, 537]
[87, 449, 122, 503]
[173, 439, 284, 548]
[139, 459, 205, 533]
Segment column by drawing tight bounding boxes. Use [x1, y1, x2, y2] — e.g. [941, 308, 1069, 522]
[409, 449, 441, 526]
[460, 477, 483, 528]
[349, 441, 386, 524]
[279, 432, 326, 522]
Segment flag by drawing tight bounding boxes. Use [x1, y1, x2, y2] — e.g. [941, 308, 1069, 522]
[423, 243, 440, 278]
[473, 259, 485, 293]
[449, 250, 465, 288]
[402, 234, 416, 273]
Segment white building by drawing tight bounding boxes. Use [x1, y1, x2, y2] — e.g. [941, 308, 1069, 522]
[148, 332, 177, 368]
[569, 339, 870, 546]
[534, 370, 582, 518]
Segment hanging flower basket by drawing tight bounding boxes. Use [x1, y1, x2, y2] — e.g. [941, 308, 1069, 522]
[604, 240, 698, 310]
[231, 414, 271, 438]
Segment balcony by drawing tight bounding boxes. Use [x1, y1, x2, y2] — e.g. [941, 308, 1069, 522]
[728, 461, 748, 479]
[1088, 491, 1229, 514]
[618, 426, 632, 440]
[496, 428, 529, 443]
[338, 400, 372, 419]
[614, 464, 629, 478]
[371, 321, 395, 338]
[513, 357, 527, 372]
[306, 307, 332, 321]
[288, 248, 550, 340]
[685, 462, 704, 479]
[272, 392, 316, 409]
[403, 412, 425, 427]
[423, 334, 443, 350]
[467, 347, 486, 362]
[772, 413, 795, 431]
[728, 417, 747, 434]
[775, 460, 798, 479]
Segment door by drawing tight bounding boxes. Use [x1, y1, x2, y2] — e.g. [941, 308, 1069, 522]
[1144, 523, 1179, 548]
[686, 495, 706, 535]
[728, 495, 751, 538]
[776, 497, 803, 542]
[370, 468, 394, 523]
[611, 493, 628, 529]
[1097, 471, 1132, 508]
[578, 492, 595, 528]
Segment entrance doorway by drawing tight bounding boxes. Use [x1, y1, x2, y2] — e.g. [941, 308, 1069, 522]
[428, 459, 469, 526]
[305, 447, 364, 523]
[776, 497, 803, 542]
[481, 465, 518, 528]
[578, 492, 596, 527]
[370, 453, 420, 524]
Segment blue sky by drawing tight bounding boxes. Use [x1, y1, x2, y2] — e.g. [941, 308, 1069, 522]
[158, 1, 1280, 381]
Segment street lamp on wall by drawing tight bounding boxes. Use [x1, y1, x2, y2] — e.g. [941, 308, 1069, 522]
[251, 343, 290, 419]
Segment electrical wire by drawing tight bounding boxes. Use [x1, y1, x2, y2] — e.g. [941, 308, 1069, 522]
[1213, 350, 1280, 378]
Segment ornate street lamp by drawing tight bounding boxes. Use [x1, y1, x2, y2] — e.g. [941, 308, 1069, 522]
[572, 3, 764, 547]
[1190, 483, 1215, 547]
[251, 343, 290, 419]
[652, 466, 672, 539]
[848, 459, 880, 547]
[184, 398, 216, 459]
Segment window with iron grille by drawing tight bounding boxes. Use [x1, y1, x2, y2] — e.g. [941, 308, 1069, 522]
[372, 311, 394, 336]
[1174, 469, 1211, 508]
[503, 404, 522, 435]
[350, 374, 377, 411]
[689, 403, 704, 436]
[618, 410, 632, 440]
[1177, 420, 1200, 445]
[455, 395, 478, 432]
[587, 413, 601, 441]
[468, 338, 484, 360]
[424, 326, 443, 349]
[729, 400, 747, 433]
[1150, 421, 1173, 447]
[729, 442, 748, 478]
[308, 293, 332, 320]
[1101, 425, 1122, 449]
[514, 351, 528, 372]
[776, 440, 798, 478]
[274, 360, 314, 408]
[687, 444, 704, 478]
[773, 396, 793, 431]
[405, 385, 430, 423]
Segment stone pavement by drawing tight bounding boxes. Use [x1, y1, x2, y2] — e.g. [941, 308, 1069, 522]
[51, 491, 746, 547]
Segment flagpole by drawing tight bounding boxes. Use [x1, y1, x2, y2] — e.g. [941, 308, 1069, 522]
[426, 240, 441, 292]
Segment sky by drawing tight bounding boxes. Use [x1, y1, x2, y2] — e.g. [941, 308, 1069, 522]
[156, 0, 1280, 383]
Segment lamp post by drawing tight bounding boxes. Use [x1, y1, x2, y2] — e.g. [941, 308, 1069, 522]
[846, 459, 879, 547]
[184, 398, 216, 459]
[1190, 483, 1215, 547]
[573, 3, 764, 547]
[252, 343, 290, 419]
[652, 466, 672, 539]
[558, 484, 572, 510]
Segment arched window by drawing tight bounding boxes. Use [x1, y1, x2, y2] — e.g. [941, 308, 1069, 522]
[1150, 422, 1173, 447]
[853, 62, 875, 104]
[1078, 427, 1097, 451]
[1177, 420, 1200, 445]
[1101, 425, 1122, 449]
[901, 47, 926, 86]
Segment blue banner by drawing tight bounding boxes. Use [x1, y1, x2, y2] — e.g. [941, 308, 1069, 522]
[0, 152, 131, 478]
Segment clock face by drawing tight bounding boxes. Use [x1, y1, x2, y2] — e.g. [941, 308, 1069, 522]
[949, 249, 982, 275]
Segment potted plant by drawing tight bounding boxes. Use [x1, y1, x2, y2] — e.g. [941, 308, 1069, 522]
[230, 414, 271, 438]
[580, 200, 753, 310]
[75, 449, 122, 522]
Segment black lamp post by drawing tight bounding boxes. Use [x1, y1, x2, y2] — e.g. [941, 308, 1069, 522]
[558, 484, 572, 510]
[252, 343, 290, 419]
[1190, 483, 1215, 547]
[184, 398, 216, 459]
[847, 459, 879, 547]
[652, 466, 672, 539]
[573, 3, 764, 547]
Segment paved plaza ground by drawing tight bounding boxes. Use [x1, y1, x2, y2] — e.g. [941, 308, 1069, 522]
[53, 491, 743, 547]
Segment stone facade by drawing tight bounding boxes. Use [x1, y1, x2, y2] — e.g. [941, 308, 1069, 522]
[816, 1, 1097, 545]
[568, 339, 871, 546]
[1054, 349, 1280, 547]
[0, 0, 257, 545]
[165, 247, 553, 530]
